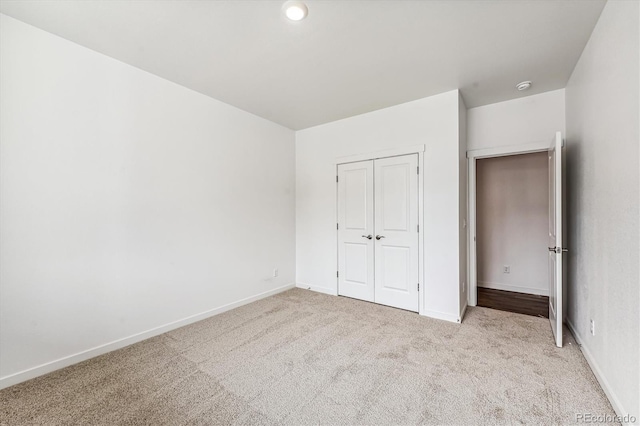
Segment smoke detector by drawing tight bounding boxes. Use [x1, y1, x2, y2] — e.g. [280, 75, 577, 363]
[516, 81, 532, 91]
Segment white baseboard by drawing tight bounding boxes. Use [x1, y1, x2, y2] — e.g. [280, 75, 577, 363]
[423, 309, 462, 323]
[478, 281, 549, 296]
[296, 283, 338, 296]
[566, 320, 632, 424]
[460, 302, 468, 322]
[0, 283, 295, 390]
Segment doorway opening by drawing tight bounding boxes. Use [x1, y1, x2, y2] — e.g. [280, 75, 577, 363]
[468, 132, 564, 346]
[475, 151, 549, 318]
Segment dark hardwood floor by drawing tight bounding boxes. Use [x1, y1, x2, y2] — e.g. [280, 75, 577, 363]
[477, 287, 549, 318]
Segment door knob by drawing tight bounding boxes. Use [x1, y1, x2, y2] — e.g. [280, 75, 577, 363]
[376, 235, 385, 240]
[362, 235, 373, 240]
[548, 246, 569, 253]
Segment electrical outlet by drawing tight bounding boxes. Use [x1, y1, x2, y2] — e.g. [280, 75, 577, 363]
[590, 319, 595, 336]
[503, 265, 511, 274]
[273, 268, 279, 278]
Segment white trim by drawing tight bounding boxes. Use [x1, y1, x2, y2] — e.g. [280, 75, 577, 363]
[467, 139, 554, 307]
[418, 151, 425, 316]
[335, 144, 425, 165]
[336, 162, 340, 297]
[478, 281, 549, 296]
[459, 302, 468, 322]
[296, 283, 338, 296]
[468, 156, 477, 306]
[467, 141, 550, 160]
[424, 309, 463, 323]
[0, 283, 295, 390]
[566, 321, 631, 424]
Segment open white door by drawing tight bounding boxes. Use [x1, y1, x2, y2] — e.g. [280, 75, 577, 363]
[337, 161, 375, 302]
[548, 131, 564, 347]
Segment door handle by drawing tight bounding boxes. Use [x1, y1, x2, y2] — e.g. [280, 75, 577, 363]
[362, 235, 373, 240]
[376, 235, 385, 240]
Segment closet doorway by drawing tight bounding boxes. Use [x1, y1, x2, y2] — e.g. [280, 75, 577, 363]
[337, 154, 419, 312]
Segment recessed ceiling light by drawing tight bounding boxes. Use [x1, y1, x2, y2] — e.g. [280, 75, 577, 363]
[283, 1, 308, 21]
[516, 81, 532, 91]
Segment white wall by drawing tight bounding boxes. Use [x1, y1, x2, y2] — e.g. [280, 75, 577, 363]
[0, 15, 296, 387]
[476, 153, 548, 296]
[467, 89, 565, 151]
[565, 0, 639, 421]
[458, 93, 468, 313]
[296, 90, 465, 322]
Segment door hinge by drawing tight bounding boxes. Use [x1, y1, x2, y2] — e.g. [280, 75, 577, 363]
[337, 271, 339, 278]
[417, 166, 419, 174]
[337, 223, 339, 230]
[417, 224, 419, 233]
[336, 175, 339, 182]
[418, 283, 420, 291]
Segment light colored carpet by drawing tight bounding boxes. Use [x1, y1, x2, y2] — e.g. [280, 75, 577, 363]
[0, 288, 615, 425]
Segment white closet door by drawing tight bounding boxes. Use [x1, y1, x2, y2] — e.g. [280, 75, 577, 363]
[337, 161, 375, 302]
[373, 154, 419, 312]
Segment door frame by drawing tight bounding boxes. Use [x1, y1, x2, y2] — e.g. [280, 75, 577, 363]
[466, 141, 551, 307]
[335, 145, 425, 315]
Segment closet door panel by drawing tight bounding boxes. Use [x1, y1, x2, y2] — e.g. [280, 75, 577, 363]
[374, 155, 419, 312]
[337, 161, 374, 302]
